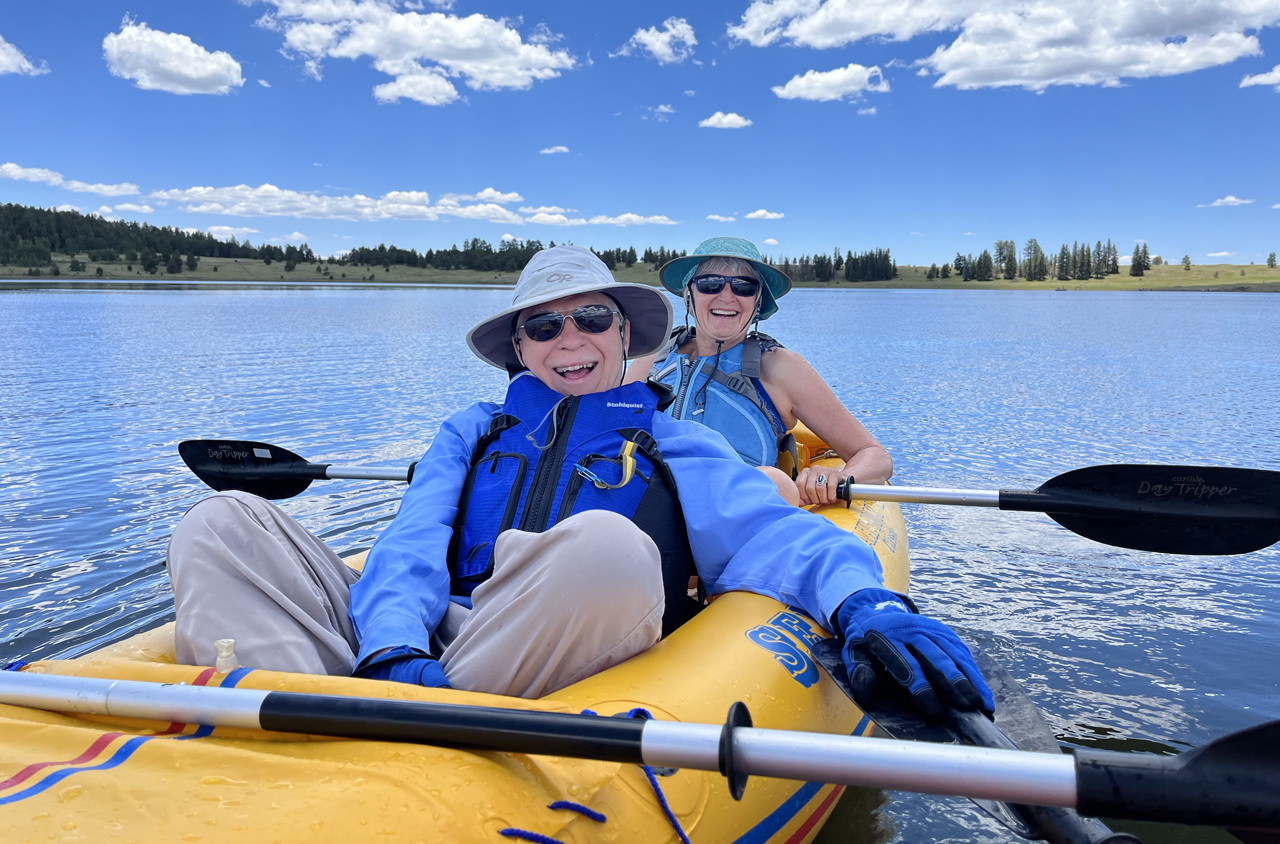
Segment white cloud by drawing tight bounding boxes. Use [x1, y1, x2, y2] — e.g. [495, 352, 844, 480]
[684, 89, 696, 96]
[650, 103, 676, 122]
[209, 225, 260, 241]
[149, 182, 523, 224]
[1198, 195, 1254, 207]
[525, 211, 676, 227]
[373, 68, 458, 105]
[1207, 250, 1235, 256]
[1274, 204, 1280, 209]
[500, 233, 516, 241]
[55, 204, 80, 213]
[0, 33, 48, 76]
[258, 78, 271, 87]
[526, 212, 588, 226]
[745, 208, 784, 219]
[256, 1, 575, 106]
[439, 187, 523, 204]
[727, 0, 1280, 91]
[699, 111, 753, 128]
[0, 162, 140, 196]
[965, 231, 976, 235]
[763, 237, 779, 245]
[772, 63, 888, 101]
[519, 205, 577, 214]
[103, 16, 245, 95]
[858, 106, 876, 114]
[113, 203, 154, 214]
[274, 231, 310, 243]
[612, 17, 697, 64]
[527, 23, 564, 45]
[587, 213, 676, 226]
[707, 214, 736, 222]
[1241, 63, 1280, 91]
[539, 145, 569, 154]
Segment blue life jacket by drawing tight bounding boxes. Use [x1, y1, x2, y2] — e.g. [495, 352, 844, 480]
[650, 330, 791, 469]
[447, 372, 698, 636]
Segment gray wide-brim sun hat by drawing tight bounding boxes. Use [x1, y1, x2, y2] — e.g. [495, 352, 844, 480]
[658, 236, 792, 321]
[466, 245, 674, 371]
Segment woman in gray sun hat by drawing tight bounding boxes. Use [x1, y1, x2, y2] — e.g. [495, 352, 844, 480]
[629, 236, 892, 507]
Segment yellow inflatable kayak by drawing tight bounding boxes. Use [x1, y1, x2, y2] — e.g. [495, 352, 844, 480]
[0, 428, 908, 843]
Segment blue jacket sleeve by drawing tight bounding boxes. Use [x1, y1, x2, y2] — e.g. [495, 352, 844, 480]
[653, 413, 885, 630]
[348, 402, 497, 668]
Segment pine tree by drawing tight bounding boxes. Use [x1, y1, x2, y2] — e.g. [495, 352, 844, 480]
[927, 263, 938, 279]
[975, 249, 993, 280]
[1129, 243, 1144, 277]
[1268, 252, 1277, 269]
[1093, 241, 1105, 279]
[940, 263, 951, 278]
[1182, 255, 1192, 271]
[1140, 243, 1151, 270]
[1057, 245, 1070, 280]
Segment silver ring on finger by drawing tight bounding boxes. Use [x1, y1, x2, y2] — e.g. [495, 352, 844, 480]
[815, 474, 827, 487]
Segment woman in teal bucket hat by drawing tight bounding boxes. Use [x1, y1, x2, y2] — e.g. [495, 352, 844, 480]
[629, 236, 892, 507]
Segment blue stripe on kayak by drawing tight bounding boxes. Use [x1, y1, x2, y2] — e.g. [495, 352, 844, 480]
[732, 715, 870, 844]
[220, 666, 254, 687]
[0, 665, 256, 805]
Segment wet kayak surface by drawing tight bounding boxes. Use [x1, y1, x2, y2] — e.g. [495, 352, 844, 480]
[2, 285, 1277, 842]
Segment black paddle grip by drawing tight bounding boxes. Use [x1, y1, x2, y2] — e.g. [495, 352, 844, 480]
[259, 693, 647, 764]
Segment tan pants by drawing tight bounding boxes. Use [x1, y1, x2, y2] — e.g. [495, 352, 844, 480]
[167, 492, 665, 698]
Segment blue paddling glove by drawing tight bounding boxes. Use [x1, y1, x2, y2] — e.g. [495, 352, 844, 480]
[837, 588, 993, 719]
[353, 646, 450, 688]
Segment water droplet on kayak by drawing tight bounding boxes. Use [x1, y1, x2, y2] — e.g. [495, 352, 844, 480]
[58, 785, 82, 803]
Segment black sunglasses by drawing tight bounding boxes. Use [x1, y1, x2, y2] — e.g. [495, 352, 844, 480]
[690, 273, 760, 297]
[516, 304, 621, 343]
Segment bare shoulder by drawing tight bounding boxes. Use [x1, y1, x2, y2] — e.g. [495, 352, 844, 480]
[760, 346, 816, 380]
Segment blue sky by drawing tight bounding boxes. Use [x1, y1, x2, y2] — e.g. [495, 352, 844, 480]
[2, 0, 1278, 264]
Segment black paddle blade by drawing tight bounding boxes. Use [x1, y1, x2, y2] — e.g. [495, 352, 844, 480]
[812, 636, 1131, 843]
[178, 440, 328, 500]
[1007, 465, 1280, 556]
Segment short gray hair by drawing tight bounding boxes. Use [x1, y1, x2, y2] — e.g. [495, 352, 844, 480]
[693, 257, 760, 281]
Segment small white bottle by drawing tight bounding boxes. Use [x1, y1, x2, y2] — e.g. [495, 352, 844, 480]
[214, 638, 240, 673]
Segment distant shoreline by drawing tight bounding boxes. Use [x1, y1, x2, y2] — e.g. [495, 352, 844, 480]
[3, 258, 1278, 293]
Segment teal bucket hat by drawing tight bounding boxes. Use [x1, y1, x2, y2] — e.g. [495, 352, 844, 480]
[658, 236, 792, 321]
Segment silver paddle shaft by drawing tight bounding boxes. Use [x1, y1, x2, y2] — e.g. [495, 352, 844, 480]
[324, 465, 409, 482]
[0, 672, 1077, 809]
[641, 721, 1076, 807]
[842, 483, 1001, 507]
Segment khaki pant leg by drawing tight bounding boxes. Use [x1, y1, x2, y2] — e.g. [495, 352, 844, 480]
[166, 491, 360, 676]
[441, 510, 665, 699]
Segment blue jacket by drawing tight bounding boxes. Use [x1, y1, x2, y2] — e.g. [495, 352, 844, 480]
[348, 389, 886, 669]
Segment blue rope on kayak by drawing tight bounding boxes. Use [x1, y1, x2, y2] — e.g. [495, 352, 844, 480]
[2, 661, 27, 671]
[547, 801, 606, 823]
[498, 829, 562, 844]
[625, 708, 692, 844]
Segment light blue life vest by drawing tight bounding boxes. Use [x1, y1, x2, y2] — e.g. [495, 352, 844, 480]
[448, 372, 698, 635]
[650, 331, 791, 469]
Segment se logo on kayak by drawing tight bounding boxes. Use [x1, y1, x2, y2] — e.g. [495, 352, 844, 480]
[745, 610, 826, 689]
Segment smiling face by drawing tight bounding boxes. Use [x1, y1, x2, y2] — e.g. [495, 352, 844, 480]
[512, 292, 630, 396]
[688, 257, 761, 345]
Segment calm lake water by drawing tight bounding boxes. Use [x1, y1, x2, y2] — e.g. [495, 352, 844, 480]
[1, 284, 1277, 842]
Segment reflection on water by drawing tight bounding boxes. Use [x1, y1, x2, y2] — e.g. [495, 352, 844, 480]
[2, 286, 1277, 842]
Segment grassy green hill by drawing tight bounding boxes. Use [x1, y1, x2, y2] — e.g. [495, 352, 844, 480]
[4, 255, 1277, 292]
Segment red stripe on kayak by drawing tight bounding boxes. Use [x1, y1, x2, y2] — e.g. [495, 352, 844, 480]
[0, 731, 125, 792]
[162, 667, 217, 732]
[782, 784, 845, 844]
